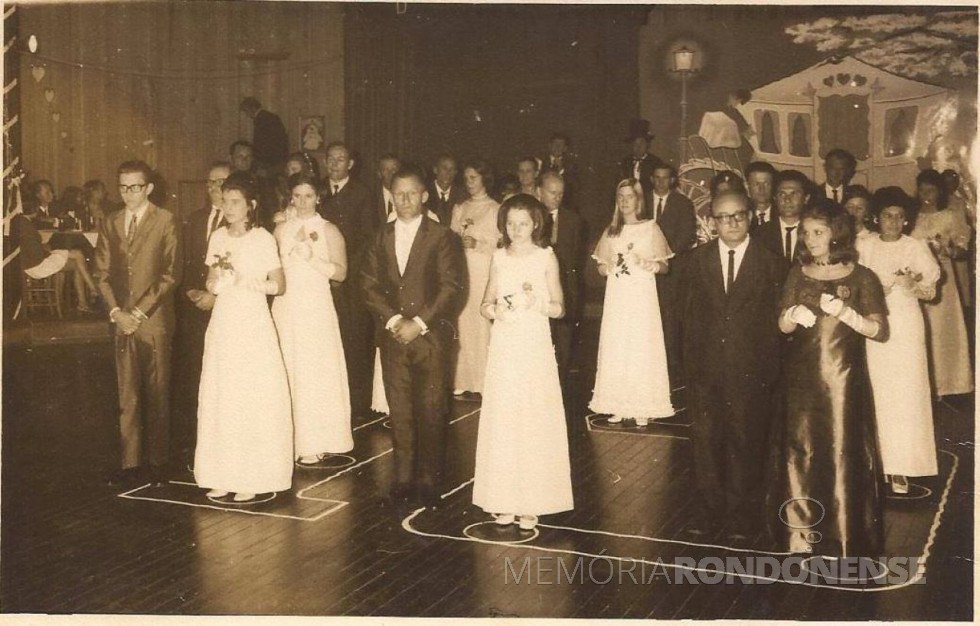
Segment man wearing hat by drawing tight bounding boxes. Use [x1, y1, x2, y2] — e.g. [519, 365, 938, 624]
[619, 119, 665, 194]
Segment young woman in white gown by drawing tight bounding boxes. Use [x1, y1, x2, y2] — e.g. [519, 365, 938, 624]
[195, 172, 294, 502]
[589, 179, 675, 425]
[472, 194, 573, 531]
[272, 173, 353, 465]
[858, 187, 941, 494]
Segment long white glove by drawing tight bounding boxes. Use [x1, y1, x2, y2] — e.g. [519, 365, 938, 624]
[786, 304, 816, 328]
[244, 276, 280, 295]
[207, 272, 235, 295]
[820, 293, 879, 338]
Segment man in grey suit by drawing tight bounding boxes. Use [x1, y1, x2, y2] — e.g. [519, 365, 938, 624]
[96, 160, 181, 487]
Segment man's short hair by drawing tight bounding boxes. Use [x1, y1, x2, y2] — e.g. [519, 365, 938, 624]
[229, 140, 253, 155]
[549, 132, 570, 145]
[434, 152, 457, 166]
[239, 97, 261, 112]
[775, 168, 811, 190]
[651, 163, 678, 180]
[824, 149, 857, 172]
[516, 155, 539, 169]
[325, 141, 350, 155]
[537, 170, 565, 188]
[745, 161, 777, 180]
[378, 153, 400, 165]
[711, 190, 750, 214]
[117, 159, 153, 182]
[391, 164, 427, 188]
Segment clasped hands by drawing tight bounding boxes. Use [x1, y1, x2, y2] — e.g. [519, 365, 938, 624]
[389, 317, 423, 344]
[786, 293, 848, 329]
[112, 309, 142, 335]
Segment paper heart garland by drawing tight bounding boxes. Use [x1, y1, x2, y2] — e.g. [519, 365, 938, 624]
[31, 66, 45, 82]
[51, 112, 60, 123]
[837, 73, 851, 85]
[44, 88, 54, 103]
[822, 76, 834, 87]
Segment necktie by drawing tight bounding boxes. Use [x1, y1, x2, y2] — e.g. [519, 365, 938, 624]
[551, 211, 558, 244]
[127, 213, 138, 245]
[785, 226, 795, 259]
[333, 184, 339, 195]
[655, 197, 663, 221]
[441, 191, 448, 203]
[726, 249, 735, 294]
[387, 199, 393, 215]
[832, 188, 839, 204]
[757, 210, 766, 226]
[208, 211, 221, 239]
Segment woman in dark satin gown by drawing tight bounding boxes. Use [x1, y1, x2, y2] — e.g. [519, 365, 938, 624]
[768, 201, 889, 557]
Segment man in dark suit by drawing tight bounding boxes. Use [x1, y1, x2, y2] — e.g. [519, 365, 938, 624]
[31, 179, 59, 229]
[679, 191, 784, 538]
[319, 141, 378, 419]
[619, 119, 665, 195]
[538, 171, 585, 397]
[171, 161, 228, 465]
[539, 133, 580, 206]
[745, 160, 777, 229]
[815, 148, 856, 206]
[96, 160, 181, 487]
[649, 164, 696, 389]
[240, 97, 289, 175]
[426, 153, 465, 225]
[756, 168, 809, 271]
[361, 166, 463, 510]
[375, 153, 401, 227]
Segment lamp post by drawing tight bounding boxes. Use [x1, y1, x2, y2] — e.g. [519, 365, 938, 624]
[671, 46, 696, 162]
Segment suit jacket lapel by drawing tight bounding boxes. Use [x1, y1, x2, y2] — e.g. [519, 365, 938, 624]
[401, 217, 429, 279]
[382, 222, 399, 282]
[726, 240, 758, 310]
[701, 240, 726, 308]
[128, 204, 157, 257]
[114, 209, 130, 254]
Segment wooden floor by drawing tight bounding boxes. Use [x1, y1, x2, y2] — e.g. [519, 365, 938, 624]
[1, 318, 974, 619]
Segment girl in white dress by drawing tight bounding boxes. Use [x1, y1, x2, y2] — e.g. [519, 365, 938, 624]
[589, 179, 675, 425]
[859, 187, 941, 494]
[272, 173, 353, 465]
[450, 160, 501, 395]
[195, 172, 294, 501]
[472, 194, 573, 531]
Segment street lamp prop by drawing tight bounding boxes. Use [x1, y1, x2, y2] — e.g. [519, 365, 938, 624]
[671, 45, 697, 162]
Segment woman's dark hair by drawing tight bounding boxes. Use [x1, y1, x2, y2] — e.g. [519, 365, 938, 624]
[709, 170, 745, 197]
[498, 193, 548, 249]
[797, 199, 859, 266]
[462, 158, 495, 197]
[286, 151, 321, 179]
[607, 178, 648, 237]
[916, 168, 949, 210]
[287, 172, 322, 196]
[222, 171, 260, 231]
[872, 185, 918, 234]
[842, 184, 873, 231]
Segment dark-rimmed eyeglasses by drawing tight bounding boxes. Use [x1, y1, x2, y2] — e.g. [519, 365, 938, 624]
[207, 178, 227, 187]
[118, 183, 148, 194]
[711, 211, 749, 226]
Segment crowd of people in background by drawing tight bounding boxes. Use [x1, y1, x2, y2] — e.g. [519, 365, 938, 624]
[9, 105, 975, 554]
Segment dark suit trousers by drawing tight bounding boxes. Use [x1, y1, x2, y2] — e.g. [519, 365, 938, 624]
[380, 331, 449, 492]
[690, 379, 771, 528]
[115, 328, 172, 470]
[171, 303, 209, 457]
[657, 273, 683, 389]
[333, 281, 375, 417]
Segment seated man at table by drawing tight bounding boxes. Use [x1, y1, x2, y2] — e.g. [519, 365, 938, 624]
[10, 204, 98, 313]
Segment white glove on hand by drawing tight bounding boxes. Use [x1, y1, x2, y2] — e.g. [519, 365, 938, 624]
[787, 304, 817, 328]
[292, 241, 313, 261]
[838, 306, 880, 338]
[209, 272, 235, 295]
[245, 277, 280, 295]
[819, 293, 845, 317]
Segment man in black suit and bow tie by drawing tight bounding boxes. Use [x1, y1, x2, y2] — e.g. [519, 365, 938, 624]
[361, 166, 463, 509]
[539, 133, 580, 206]
[679, 191, 784, 537]
[756, 169, 809, 272]
[538, 171, 585, 399]
[96, 160, 181, 487]
[649, 164, 696, 388]
[745, 161, 777, 230]
[171, 161, 229, 464]
[425, 153, 465, 225]
[619, 119, 665, 195]
[320, 141, 378, 419]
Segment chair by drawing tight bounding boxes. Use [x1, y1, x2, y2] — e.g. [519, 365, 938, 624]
[21, 270, 65, 319]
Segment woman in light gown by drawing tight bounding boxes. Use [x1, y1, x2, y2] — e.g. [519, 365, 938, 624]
[195, 172, 293, 502]
[272, 173, 353, 465]
[589, 179, 675, 425]
[910, 169, 973, 398]
[473, 194, 573, 531]
[450, 159, 501, 395]
[857, 187, 941, 495]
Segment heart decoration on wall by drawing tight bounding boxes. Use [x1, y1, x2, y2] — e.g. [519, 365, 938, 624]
[31, 65, 45, 82]
[44, 88, 55, 103]
[853, 74, 867, 86]
[836, 73, 851, 85]
[51, 111, 60, 123]
[822, 75, 834, 87]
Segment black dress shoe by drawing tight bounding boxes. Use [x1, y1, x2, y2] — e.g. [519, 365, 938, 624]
[106, 467, 141, 487]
